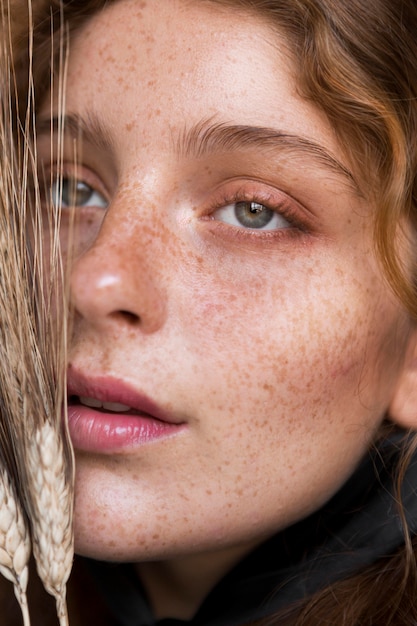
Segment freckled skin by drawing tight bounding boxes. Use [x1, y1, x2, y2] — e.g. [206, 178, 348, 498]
[39, 0, 416, 615]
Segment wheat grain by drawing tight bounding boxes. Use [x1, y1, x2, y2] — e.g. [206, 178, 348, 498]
[0, 466, 31, 626]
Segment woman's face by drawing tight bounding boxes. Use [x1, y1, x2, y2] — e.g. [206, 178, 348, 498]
[38, 0, 412, 564]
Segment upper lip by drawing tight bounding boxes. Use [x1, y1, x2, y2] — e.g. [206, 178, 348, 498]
[67, 367, 182, 424]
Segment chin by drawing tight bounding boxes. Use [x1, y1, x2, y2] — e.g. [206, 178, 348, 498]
[74, 532, 135, 563]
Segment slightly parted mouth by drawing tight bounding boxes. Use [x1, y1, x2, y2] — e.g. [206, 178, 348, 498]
[67, 368, 184, 424]
[69, 395, 145, 415]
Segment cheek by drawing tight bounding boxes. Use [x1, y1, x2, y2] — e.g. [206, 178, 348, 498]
[176, 286, 392, 533]
[181, 254, 400, 436]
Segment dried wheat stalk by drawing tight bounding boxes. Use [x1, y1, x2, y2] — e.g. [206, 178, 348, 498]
[0, 5, 34, 625]
[0, 1, 75, 624]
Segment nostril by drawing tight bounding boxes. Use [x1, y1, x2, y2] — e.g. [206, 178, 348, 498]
[110, 310, 141, 325]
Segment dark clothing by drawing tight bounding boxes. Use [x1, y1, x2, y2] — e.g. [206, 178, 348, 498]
[81, 433, 417, 625]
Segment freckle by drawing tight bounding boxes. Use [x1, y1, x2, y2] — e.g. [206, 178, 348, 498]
[152, 534, 160, 540]
[206, 490, 212, 495]
[125, 122, 134, 132]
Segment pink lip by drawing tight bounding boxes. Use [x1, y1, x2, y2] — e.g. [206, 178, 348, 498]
[67, 368, 186, 453]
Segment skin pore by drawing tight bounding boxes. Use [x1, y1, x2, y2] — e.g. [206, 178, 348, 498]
[36, 0, 417, 619]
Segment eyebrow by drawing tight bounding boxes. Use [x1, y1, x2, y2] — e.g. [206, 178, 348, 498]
[177, 118, 361, 195]
[36, 113, 115, 156]
[36, 113, 360, 195]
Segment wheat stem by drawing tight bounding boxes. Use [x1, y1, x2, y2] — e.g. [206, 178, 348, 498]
[56, 590, 69, 626]
[14, 585, 31, 626]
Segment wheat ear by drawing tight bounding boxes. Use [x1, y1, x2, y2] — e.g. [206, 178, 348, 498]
[24, 421, 73, 625]
[0, 467, 31, 626]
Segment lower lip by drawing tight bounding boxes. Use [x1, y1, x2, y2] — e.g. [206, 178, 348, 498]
[67, 404, 185, 453]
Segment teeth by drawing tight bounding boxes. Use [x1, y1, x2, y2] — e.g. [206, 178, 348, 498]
[79, 397, 132, 412]
[102, 402, 132, 412]
[80, 396, 102, 408]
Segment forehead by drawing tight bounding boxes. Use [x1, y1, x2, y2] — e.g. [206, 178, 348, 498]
[68, 0, 279, 109]
[62, 0, 342, 160]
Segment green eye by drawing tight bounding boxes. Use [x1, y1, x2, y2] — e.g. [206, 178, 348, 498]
[51, 178, 108, 209]
[213, 201, 290, 231]
[234, 202, 276, 229]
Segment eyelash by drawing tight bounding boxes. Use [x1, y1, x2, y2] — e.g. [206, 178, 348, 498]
[204, 185, 309, 236]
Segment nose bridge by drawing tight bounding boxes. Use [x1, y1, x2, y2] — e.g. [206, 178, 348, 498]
[70, 199, 168, 333]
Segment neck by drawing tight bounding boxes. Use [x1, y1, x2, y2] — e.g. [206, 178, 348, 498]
[135, 543, 259, 620]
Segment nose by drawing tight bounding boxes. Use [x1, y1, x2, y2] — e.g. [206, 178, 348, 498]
[70, 213, 167, 334]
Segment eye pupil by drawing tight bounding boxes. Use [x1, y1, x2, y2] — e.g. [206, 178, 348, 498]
[249, 202, 263, 214]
